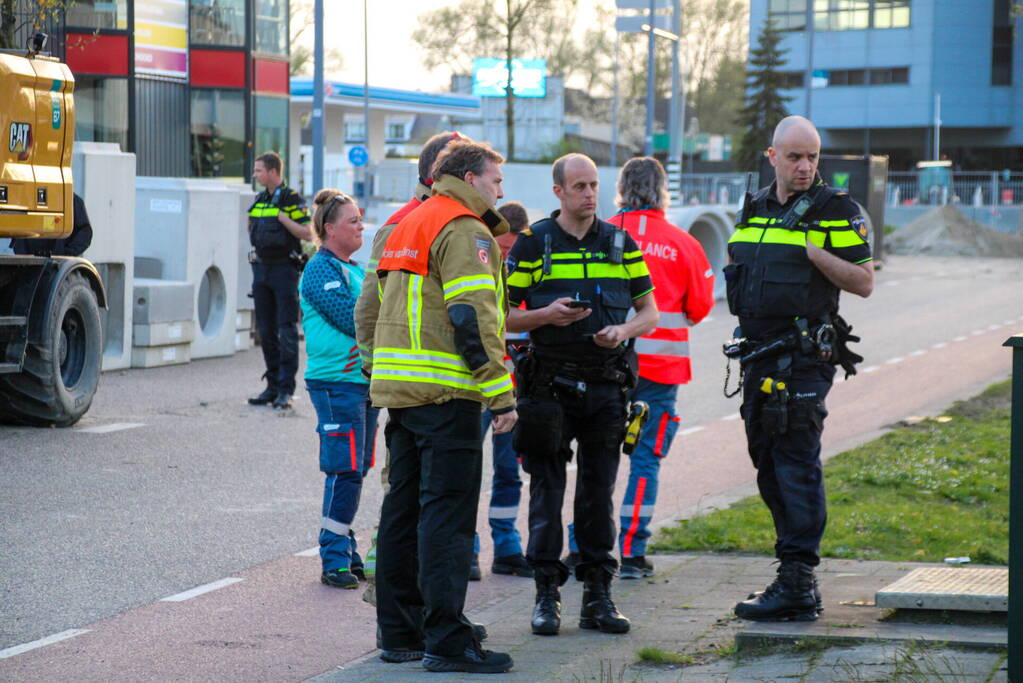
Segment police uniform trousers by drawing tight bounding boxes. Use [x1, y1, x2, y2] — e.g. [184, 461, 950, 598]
[375, 399, 483, 657]
[524, 379, 625, 582]
[251, 261, 300, 395]
[741, 353, 834, 567]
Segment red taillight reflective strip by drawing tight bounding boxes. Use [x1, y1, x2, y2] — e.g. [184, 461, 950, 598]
[622, 477, 647, 557]
[653, 413, 669, 456]
[348, 430, 357, 471]
[654, 415, 681, 457]
[369, 432, 377, 468]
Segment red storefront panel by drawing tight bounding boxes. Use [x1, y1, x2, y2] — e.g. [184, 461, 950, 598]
[65, 33, 129, 76]
[253, 58, 289, 95]
[191, 49, 246, 88]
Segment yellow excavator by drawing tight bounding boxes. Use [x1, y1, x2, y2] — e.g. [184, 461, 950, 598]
[0, 33, 106, 426]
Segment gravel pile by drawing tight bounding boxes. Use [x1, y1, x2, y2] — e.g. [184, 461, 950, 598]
[888, 205, 1023, 257]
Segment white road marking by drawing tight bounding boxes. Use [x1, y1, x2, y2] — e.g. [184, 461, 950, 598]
[680, 426, 705, 436]
[1005, 319, 1016, 325]
[988, 324, 1001, 331]
[884, 357, 904, 365]
[860, 365, 879, 373]
[883, 281, 900, 287]
[721, 412, 741, 421]
[0, 629, 91, 659]
[160, 577, 244, 602]
[294, 547, 319, 557]
[932, 342, 947, 349]
[971, 329, 985, 336]
[953, 336, 968, 342]
[909, 350, 926, 357]
[567, 463, 577, 472]
[76, 422, 145, 434]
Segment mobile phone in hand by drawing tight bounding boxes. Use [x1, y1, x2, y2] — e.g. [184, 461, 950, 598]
[566, 299, 592, 309]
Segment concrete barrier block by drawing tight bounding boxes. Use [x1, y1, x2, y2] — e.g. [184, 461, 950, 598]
[72, 142, 137, 371]
[131, 342, 191, 368]
[235, 309, 252, 330]
[133, 320, 195, 347]
[133, 278, 195, 324]
[135, 178, 241, 359]
[235, 330, 251, 351]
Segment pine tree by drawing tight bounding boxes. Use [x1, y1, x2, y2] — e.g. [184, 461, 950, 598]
[734, 18, 792, 172]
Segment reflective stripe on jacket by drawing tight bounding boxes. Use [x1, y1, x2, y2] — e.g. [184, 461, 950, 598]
[362, 175, 514, 412]
[353, 184, 429, 375]
[609, 209, 714, 385]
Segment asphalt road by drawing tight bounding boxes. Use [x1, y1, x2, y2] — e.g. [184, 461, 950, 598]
[0, 254, 1020, 661]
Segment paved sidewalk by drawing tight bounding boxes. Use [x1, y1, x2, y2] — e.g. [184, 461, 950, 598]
[311, 554, 1008, 682]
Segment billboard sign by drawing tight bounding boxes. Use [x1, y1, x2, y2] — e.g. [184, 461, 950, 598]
[135, 0, 188, 79]
[472, 59, 547, 98]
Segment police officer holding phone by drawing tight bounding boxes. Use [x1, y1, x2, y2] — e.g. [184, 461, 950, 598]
[505, 153, 658, 637]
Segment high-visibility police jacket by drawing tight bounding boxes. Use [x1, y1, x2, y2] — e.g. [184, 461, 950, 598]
[608, 208, 714, 385]
[247, 183, 310, 261]
[506, 213, 654, 359]
[364, 175, 515, 412]
[725, 179, 872, 340]
[354, 181, 431, 375]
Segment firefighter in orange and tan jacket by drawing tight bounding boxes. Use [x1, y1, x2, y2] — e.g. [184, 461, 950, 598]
[361, 140, 516, 674]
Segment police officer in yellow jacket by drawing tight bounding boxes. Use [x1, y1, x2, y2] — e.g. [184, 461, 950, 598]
[726, 116, 873, 622]
[247, 152, 313, 409]
[360, 140, 516, 675]
[505, 153, 659, 637]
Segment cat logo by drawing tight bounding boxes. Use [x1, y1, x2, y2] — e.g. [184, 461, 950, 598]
[9, 122, 31, 160]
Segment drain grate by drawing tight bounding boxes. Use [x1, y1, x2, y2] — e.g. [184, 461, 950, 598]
[875, 567, 1007, 612]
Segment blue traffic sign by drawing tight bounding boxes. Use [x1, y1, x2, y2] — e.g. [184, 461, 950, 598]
[348, 146, 368, 167]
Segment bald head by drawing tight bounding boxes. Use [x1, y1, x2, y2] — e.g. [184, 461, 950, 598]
[772, 116, 821, 149]
[769, 116, 822, 200]
[552, 153, 599, 225]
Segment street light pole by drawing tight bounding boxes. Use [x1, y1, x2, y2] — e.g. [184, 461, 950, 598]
[311, 0, 324, 195]
[362, 0, 371, 206]
[668, 0, 682, 175]
[612, 32, 620, 166]
[644, 0, 656, 156]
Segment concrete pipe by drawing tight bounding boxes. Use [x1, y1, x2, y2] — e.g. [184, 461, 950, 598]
[663, 206, 736, 300]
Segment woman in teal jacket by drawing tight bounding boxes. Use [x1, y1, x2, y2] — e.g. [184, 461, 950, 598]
[301, 189, 378, 589]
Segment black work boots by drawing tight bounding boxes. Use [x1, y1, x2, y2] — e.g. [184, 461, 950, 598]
[531, 573, 561, 635]
[734, 560, 819, 622]
[580, 569, 630, 633]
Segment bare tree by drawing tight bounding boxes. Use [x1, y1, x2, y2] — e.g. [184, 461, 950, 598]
[414, 0, 587, 161]
[289, 0, 343, 77]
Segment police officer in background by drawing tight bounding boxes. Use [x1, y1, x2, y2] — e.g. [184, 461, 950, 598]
[506, 153, 658, 637]
[727, 116, 873, 622]
[247, 152, 313, 410]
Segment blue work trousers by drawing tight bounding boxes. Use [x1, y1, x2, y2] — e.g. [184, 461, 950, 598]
[306, 379, 379, 572]
[481, 409, 524, 558]
[568, 378, 681, 559]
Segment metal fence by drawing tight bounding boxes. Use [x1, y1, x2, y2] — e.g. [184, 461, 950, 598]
[671, 173, 748, 207]
[888, 171, 1023, 207]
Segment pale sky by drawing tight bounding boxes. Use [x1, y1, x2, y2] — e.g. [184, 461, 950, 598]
[321, 0, 609, 92]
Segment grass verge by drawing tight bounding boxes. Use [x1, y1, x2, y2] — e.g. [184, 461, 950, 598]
[652, 380, 1010, 564]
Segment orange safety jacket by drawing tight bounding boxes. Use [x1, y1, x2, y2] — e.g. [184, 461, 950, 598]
[377, 196, 479, 276]
[608, 208, 715, 385]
